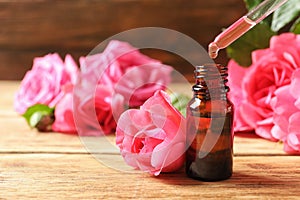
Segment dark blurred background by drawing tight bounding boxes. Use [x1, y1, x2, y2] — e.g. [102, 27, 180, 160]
[0, 0, 246, 80]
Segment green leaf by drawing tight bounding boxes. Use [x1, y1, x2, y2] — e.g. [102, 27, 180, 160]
[291, 17, 300, 34]
[226, 22, 276, 67]
[271, 0, 300, 32]
[170, 93, 190, 117]
[23, 104, 54, 128]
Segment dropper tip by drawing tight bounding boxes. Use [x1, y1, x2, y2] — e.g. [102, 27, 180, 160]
[208, 42, 219, 59]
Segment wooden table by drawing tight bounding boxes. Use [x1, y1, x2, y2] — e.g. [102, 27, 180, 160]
[1, 81, 299, 199]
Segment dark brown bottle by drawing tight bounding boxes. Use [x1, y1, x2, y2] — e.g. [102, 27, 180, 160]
[186, 64, 234, 181]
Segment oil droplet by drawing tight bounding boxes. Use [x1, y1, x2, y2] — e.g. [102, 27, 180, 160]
[208, 42, 219, 59]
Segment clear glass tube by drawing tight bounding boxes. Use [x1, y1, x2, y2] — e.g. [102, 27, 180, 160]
[247, 0, 288, 23]
[208, 0, 289, 59]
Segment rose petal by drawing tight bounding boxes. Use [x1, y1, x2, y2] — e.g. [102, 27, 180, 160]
[290, 69, 300, 100]
[256, 117, 277, 141]
[288, 112, 300, 136]
[151, 140, 185, 176]
[52, 84, 77, 134]
[227, 59, 248, 93]
[115, 64, 172, 107]
[272, 86, 298, 133]
[232, 107, 253, 132]
[271, 125, 287, 141]
[238, 101, 262, 129]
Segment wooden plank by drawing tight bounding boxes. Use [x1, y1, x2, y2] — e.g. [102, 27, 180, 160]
[0, 51, 85, 81]
[0, 0, 247, 79]
[0, 81, 19, 113]
[234, 133, 285, 156]
[0, 0, 246, 50]
[1, 154, 299, 199]
[0, 116, 87, 153]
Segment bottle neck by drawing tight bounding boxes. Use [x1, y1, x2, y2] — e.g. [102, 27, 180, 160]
[193, 64, 229, 100]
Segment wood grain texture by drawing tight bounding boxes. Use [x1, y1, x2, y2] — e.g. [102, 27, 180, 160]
[0, 0, 247, 80]
[2, 81, 299, 199]
[1, 154, 300, 199]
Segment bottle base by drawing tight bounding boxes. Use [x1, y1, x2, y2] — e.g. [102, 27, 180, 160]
[186, 170, 232, 182]
[185, 149, 233, 182]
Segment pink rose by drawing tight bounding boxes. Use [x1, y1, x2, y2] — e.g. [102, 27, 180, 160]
[116, 90, 186, 176]
[114, 64, 172, 107]
[52, 84, 77, 134]
[271, 69, 300, 153]
[74, 84, 124, 136]
[79, 40, 160, 87]
[14, 53, 78, 114]
[79, 40, 171, 107]
[228, 33, 300, 140]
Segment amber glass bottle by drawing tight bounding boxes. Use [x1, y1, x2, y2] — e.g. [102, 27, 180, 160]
[186, 64, 234, 181]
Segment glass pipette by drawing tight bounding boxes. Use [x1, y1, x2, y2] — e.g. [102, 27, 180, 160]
[208, 0, 289, 59]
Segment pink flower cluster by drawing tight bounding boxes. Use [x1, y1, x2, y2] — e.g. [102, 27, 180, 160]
[14, 40, 172, 136]
[228, 33, 300, 154]
[74, 41, 172, 136]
